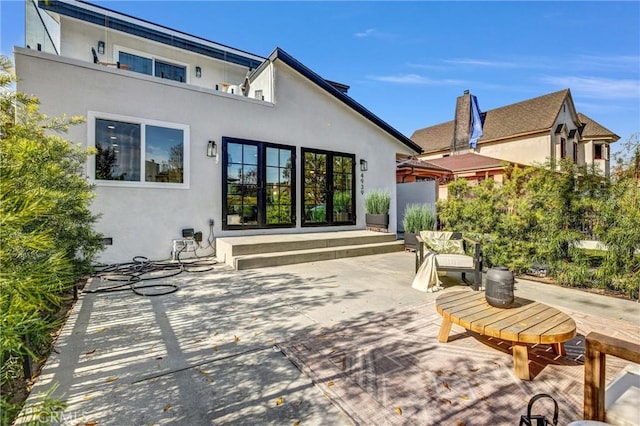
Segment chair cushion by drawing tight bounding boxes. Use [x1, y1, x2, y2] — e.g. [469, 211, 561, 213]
[435, 253, 474, 269]
[426, 238, 465, 255]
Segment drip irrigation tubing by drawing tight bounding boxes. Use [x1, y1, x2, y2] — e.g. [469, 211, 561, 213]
[88, 241, 218, 297]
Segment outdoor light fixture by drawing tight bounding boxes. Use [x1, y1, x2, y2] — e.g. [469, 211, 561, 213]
[207, 140, 219, 163]
[207, 140, 217, 157]
[97, 40, 105, 55]
[195, 66, 202, 78]
[360, 159, 368, 172]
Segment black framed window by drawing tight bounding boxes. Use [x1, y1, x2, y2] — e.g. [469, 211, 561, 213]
[155, 60, 186, 82]
[222, 137, 295, 229]
[119, 51, 186, 83]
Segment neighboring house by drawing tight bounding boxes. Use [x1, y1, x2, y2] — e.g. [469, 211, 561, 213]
[397, 153, 513, 200]
[16, 0, 421, 263]
[410, 89, 619, 177]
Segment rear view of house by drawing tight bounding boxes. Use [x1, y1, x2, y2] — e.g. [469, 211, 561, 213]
[16, 0, 421, 263]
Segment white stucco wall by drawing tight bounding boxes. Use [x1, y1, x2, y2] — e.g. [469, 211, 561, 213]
[248, 62, 274, 102]
[271, 60, 415, 235]
[57, 16, 252, 91]
[583, 139, 610, 175]
[476, 134, 552, 166]
[15, 48, 414, 263]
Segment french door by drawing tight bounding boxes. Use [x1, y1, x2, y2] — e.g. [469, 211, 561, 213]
[222, 137, 295, 229]
[302, 148, 355, 226]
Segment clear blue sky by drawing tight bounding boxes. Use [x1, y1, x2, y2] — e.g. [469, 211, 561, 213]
[2, 1, 639, 155]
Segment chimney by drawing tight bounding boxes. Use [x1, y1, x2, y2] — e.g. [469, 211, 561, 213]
[452, 90, 471, 153]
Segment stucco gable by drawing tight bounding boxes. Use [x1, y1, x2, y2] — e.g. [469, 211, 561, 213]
[267, 48, 422, 154]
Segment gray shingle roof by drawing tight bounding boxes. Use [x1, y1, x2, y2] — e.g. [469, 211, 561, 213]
[411, 89, 572, 153]
[578, 113, 620, 140]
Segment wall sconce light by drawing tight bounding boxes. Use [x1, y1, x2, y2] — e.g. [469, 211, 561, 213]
[97, 40, 105, 55]
[195, 66, 202, 78]
[207, 140, 219, 163]
[207, 140, 217, 157]
[360, 159, 368, 172]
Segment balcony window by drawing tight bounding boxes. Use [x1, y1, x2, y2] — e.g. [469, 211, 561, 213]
[118, 50, 186, 83]
[119, 51, 152, 75]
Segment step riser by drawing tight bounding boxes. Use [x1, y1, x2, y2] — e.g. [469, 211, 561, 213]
[230, 234, 397, 256]
[235, 242, 404, 270]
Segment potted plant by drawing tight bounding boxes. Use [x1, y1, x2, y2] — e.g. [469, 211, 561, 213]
[365, 189, 391, 230]
[402, 204, 436, 249]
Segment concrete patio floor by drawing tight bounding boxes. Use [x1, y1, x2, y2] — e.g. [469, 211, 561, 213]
[17, 251, 640, 425]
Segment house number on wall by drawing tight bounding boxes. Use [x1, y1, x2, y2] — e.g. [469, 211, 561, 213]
[360, 172, 365, 195]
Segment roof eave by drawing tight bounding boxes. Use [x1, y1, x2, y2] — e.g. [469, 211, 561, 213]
[41, 0, 265, 69]
[270, 48, 422, 154]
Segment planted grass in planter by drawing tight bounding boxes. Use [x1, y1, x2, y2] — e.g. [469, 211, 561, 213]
[365, 189, 390, 229]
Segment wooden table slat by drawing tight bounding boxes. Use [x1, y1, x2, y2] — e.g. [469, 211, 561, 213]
[468, 304, 544, 336]
[443, 303, 499, 324]
[488, 305, 556, 341]
[439, 297, 488, 318]
[536, 317, 577, 344]
[435, 290, 480, 309]
[452, 301, 541, 334]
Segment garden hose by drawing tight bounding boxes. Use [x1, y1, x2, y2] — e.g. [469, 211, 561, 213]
[88, 242, 218, 296]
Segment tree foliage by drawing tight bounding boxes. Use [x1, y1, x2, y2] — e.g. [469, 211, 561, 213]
[593, 133, 640, 297]
[0, 56, 103, 423]
[438, 151, 638, 299]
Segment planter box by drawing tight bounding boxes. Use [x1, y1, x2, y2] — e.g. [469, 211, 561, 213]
[404, 232, 418, 250]
[366, 213, 389, 229]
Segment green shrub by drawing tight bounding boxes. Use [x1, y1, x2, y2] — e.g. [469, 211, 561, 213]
[0, 56, 103, 424]
[403, 204, 436, 233]
[364, 189, 390, 214]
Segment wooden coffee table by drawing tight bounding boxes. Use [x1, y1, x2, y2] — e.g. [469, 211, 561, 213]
[435, 288, 576, 380]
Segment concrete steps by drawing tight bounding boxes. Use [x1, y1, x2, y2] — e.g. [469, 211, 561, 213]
[216, 230, 403, 270]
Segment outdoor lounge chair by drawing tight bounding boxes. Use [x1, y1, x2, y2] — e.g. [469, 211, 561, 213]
[415, 231, 482, 290]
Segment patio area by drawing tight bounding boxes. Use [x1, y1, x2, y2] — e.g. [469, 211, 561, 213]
[17, 251, 640, 425]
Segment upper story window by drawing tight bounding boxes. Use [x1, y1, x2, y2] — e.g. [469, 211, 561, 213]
[117, 48, 187, 83]
[594, 144, 609, 161]
[560, 137, 567, 159]
[572, 141, 578, 163]
[89, 112, 189, 188]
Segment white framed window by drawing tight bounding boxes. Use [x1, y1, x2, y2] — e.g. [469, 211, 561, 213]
[88, 112, 190, 189]
[114, 45, 189, 83]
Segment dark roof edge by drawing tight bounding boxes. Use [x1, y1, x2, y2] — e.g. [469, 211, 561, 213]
[40, 0, 265, 69]
[269, 48, 422, 154]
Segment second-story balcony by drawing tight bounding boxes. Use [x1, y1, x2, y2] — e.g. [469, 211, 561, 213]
[25, 0, 273, 102]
